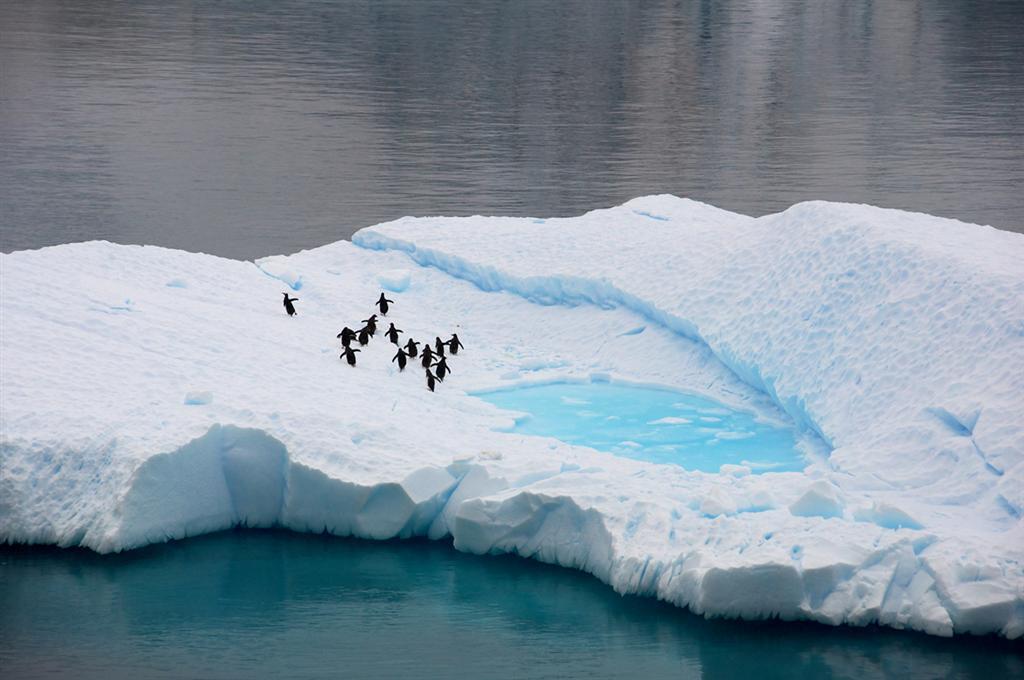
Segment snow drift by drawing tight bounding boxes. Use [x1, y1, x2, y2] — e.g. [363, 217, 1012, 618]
[2, 196, 1022, 638]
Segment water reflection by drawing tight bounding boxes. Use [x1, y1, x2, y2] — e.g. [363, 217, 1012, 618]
[2, 532, 1021, 680]
[2, 0, 1022, 259]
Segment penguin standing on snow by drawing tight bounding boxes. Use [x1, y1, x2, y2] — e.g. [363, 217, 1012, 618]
[357, 326, 371, 345]
[447, 333, 464, 355]
[340, 346, 361, 366]
[385, 323, 403, 344]
[392, 347, 408, 371]
[337, 327, 357, 347]
[434, 336, 446, 356]
[425, 369, 438, 392]
[420, 344, 435, 369]
[376, 293, 395, 315]
[361, 315, 378, 336]
[433, 355, 451, 381]
[282, 293, 299, 316]
[404, 338, 419, 358]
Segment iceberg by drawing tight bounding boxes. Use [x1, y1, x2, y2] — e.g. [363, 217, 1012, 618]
[2, 196, 1022, 638]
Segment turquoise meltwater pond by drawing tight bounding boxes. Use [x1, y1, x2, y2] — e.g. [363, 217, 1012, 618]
[476, 382, 806, 473]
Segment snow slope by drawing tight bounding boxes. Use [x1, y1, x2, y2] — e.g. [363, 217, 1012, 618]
[2, 196, 1022, 638]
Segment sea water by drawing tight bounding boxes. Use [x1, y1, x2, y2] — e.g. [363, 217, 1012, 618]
[476, 382, 806, 473]
[3, 0, 1023, 259]
[1, 532, 1019, 680]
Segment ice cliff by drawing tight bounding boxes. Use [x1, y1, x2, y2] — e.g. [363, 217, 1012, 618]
[2, 196, 1021, 638]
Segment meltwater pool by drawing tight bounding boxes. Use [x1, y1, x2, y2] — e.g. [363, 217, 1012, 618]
[476, 382, 806, 473]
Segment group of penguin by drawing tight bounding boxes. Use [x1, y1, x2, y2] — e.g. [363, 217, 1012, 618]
[282, 291, 463, 392]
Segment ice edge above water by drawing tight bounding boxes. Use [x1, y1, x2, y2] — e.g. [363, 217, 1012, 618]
[2, 196, 1022, 639]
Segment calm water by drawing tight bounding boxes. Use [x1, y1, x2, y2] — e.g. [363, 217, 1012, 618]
[2, 5, 1022, 673]
[476, 382, 805, 473]
[1, 531, 1020, 680]
[2, 0, 1023, 259]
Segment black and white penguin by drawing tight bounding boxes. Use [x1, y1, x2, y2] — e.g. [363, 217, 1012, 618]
[420, 344, 434, 369]
[282, 293, 299, 316]
[433, 356, 451, 381]
[361, 315, 378, 336]
[357, 327, 371, 345]
[392, 347, 408, 371]
[385, 323, 403, 344]
[404, 338, 419, 358]
[434, 336, 446, 356]
[425, 369, 438, 392]
[340, 346, 361, 366]
[376, 293, 395, 315]
[447, 333, 464, 355]
[336, 327, 357, 347]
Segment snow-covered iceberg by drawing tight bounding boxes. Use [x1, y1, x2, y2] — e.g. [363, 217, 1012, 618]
[2, 196, 1022, 638]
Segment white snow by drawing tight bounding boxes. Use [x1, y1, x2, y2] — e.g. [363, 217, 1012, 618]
[377, 268, 411, 293]
[789, 481, 845, 519]
[2, 196, 1022, 639]
[649, 416, 691, 425]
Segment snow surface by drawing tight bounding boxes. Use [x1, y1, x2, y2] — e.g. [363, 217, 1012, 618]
[2, 196, 1022, 638]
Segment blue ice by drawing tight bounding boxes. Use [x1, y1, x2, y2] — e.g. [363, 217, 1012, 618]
[476, 382, 805, 473]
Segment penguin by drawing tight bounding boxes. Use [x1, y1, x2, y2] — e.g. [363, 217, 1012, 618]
[433, 355, 451, 381]
[385, 323, 403, 345]
[404, 338, 419, 358]
[282, 293, 299, 316]
[336, 327, 357, 347]
[340, 346, 360, 366]
[357, 327, 371, 345]
[447, 333, 464, 355]
[376, 293, 395, 315]
[392, 347, 408, 371]
[434, 336, 446, 356]
[361, 315, 378, 336]
[420, 344, 434, 369]
[425, 369, 438, 392]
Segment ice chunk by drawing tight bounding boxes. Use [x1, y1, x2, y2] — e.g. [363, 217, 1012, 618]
[789, 481, 844, 519]
[699, 560, 803, 619]
[648, 416, 691, 425]
[719, 464, 751, 477]
[700, 488, 737, 517]
[854, 502, 924, 530]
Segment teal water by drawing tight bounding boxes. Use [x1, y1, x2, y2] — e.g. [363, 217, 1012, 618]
[1, 532, 1019, 680]
[476, 382, 806, 473]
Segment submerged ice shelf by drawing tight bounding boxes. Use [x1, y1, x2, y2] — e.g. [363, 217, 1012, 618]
[2, 196, 1022, 639]
[475, 382, 806, 473]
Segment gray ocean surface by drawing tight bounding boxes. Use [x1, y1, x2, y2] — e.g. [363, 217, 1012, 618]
[2, 0, 1023, 260]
